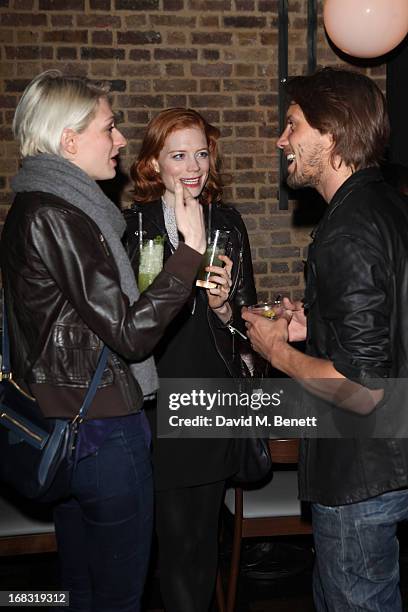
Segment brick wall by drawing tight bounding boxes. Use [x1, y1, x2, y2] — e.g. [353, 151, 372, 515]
[0, 0, 386, 299]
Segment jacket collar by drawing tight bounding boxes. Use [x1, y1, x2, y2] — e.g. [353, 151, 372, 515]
[328, 167, 383, 217]
[311, 167, 383, 240]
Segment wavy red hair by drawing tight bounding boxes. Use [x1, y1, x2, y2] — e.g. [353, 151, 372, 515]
[130, 108, 223, 205]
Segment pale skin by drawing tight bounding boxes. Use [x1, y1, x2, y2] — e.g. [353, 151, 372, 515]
[61, 99, 206, 254]
[242, 105, 383, 415]
[153, 126, 232, 323]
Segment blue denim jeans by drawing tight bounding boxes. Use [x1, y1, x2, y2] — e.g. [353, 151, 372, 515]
[312, 488, 408, 612]
[53, 417, 153, 612]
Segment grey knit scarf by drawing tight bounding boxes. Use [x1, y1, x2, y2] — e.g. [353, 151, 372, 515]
[11, 153, 158, 398]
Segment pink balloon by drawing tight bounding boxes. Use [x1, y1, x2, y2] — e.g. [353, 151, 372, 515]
[324, 0, 408, 58]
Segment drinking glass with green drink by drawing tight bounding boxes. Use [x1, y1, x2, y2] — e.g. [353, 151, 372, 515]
[137, 235, 164, 293]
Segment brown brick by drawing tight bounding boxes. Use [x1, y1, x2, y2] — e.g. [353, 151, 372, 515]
[199, 16, 219, 27]
[236, 187, 255, 198]
[124, 15, 147, 27]
[253, 261, 267, 274]
[43, 30, 88, 43]
[165, 95, 187, 106]
[224, 16, 266, 28]
[5, 46, 53, 59]
[118, 31, 161, 45]
[51, 15, 73, 27]
[192, 32, 232, 45]
[118, 94, 164, 108]
[163, 0, 184, 8]
[0, 13, 47, 26]
[191, 63, 232, 77]
[127, 110, 150, 123]
[235, 63, 255, 77]
[90, 0, 111, 8]
[119, 62, 158, 76]
[235, 202, 266, 215]
[236, 94, 256, 106]
[268, 231, 291, 244]
[259, 215, 290, 230]
[165, 63, 185, 77]
[153, 79, 196, 92]
[39, 0, 84, 8]
[224, 140, 264, 154]
[259, 246, 300, 259]
[235, 126, 256, 137]
[150, 15, 196, 27]
[128, 50, 151, 61]
[260, 32, 278, 45]
[57, 47, 77, 60]
[17, 30, 40, 43]
[224, 79, 267, 92]
[188, 0, 231, 8]
[258, 125, 275, 138]
[92, 31, 113, 45]
[270, 262, 289, 273]
[81, 47, 125, 60]
[200, 80, 221, 93]
[128, 80, 151, 93]
[242, 216, 257, 231]
[115, 0, 159, 8]
[76, 15, 121, 28]
[237, 0, 255, 8]
[258, 94, 276, 106]
[235, 157, 253, 170]
[258, 274, 299, 288]
[291, 260, 305, 273]
[166, 32, 186, 45]
[5, 79, 31, 92]
[258, 0, 277, 10]
[223, 110, 262, 122]
[235, 171, 266, 183]
[0, 29, 13, 43]
[202, 49, 219, 61]
[14, 0, 35, 8]
[154, 48, 197, 60]
[189, 94, 232, 107]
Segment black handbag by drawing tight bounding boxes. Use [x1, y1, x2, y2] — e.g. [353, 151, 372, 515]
[232, 436, 273, 485]
[231, 353, 273, 485]
[0, 294, 109, 502]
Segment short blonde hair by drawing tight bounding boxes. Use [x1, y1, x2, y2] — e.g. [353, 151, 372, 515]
[13, 70, 111, 157]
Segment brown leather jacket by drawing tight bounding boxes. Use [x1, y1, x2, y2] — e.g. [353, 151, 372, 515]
[1, 191, 202, 419]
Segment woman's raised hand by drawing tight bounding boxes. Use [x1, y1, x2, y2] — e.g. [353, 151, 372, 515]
[206, 254, 233, 323]
[174, 180, 206, 254]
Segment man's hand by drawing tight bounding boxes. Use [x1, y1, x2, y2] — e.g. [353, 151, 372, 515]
[283, 297, 307, 342]
[174, 181, 206, 254]
[241, 307, 290, 365]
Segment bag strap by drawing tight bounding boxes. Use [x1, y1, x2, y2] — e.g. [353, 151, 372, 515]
[1, 290, 11, 377]
[2, 289, 109, 422]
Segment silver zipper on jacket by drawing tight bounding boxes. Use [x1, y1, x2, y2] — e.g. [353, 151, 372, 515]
[229, 247, 243, 299]
[99, 234, 110, 257]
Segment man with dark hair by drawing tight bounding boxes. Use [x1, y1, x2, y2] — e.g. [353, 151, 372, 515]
[243, 67, 408, 611]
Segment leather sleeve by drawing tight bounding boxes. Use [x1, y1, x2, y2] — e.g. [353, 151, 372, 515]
[314, 233, 392, 386]
[29, 206, 202, 361]
[229, 210, 257, 334]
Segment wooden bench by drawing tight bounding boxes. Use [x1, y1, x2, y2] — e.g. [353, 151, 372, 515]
[0, 490, 56, 556]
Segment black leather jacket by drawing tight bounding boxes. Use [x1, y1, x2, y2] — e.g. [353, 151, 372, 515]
[1, 191, 202, 419]
[299, 168, 408, 505]
[125, 200, 257, 377]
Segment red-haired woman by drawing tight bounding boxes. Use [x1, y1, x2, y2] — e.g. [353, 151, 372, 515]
[125, 108, 257, 612]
